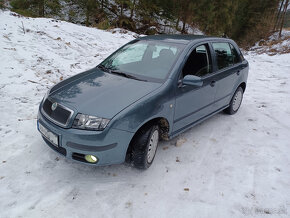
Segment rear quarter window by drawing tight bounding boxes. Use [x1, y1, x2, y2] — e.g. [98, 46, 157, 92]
[212, 42, 241, 70]
[229, 43, 242, 64]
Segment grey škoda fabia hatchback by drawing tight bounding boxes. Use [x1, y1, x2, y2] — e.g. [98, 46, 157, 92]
[37, 35, 249, 169]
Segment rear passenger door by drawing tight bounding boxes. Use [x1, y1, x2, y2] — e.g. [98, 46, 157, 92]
[210, 42, 245, 109]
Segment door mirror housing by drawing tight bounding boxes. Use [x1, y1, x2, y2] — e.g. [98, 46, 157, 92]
[183, 75, 203, 87]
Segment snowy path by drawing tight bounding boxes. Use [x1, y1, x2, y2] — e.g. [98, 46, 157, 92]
[0, 11, 290, 218]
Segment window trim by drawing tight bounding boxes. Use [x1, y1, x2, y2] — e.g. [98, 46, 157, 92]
[179, 42, 213, 80]
[209, 41, 243, 74]
[229, 43, 242, 64]
[211, 42, 234, 71]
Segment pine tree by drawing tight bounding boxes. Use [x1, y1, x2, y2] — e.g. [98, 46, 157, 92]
[64, 0, 99, 26]
[135, 0, 160, 33]
[231, 0, 280, 47]
[196, 0, 236, 36]
[9, 0, 284, 47]
[0, 0, 5, 9]
[10, 0, 61, 17]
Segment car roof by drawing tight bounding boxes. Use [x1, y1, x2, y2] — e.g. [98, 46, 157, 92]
[138, 34, 226, 45]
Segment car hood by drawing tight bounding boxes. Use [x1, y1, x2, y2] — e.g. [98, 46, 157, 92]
[49, 68, 162, 119]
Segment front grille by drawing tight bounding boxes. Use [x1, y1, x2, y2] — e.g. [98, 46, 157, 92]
[42, 98, 72, 127]
[43, 137, 67, 156]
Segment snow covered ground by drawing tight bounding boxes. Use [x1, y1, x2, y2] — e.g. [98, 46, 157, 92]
[0, 11, 290, 218]
[250, 30, 290, 55]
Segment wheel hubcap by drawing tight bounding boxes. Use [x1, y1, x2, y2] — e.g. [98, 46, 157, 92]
[232, 90, 243, 111]
[147, 130, 159, 163]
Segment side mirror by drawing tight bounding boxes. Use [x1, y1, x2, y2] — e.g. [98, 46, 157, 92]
[182, 75, 203, 87]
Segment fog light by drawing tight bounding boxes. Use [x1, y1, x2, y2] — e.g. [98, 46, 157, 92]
[85, 155, 98, 163]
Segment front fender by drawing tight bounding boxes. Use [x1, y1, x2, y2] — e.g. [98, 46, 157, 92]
[110, 79, 175, 134]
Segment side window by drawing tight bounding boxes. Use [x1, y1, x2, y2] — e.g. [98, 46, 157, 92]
[229, 43, 241, 64]
[238, 47, 245, 61]
[182, 44, 212, 78]
[212, 42, 235, 70]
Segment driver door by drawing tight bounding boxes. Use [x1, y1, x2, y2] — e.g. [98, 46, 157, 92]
[173, 43, 217, 134]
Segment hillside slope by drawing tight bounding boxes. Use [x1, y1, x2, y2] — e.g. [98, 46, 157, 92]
[0, 11, 290, 218]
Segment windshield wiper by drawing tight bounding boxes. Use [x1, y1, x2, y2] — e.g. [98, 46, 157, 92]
[110, 70, 147, 82]
[97, 65, 146, 81]
[97, 64, 110, 72]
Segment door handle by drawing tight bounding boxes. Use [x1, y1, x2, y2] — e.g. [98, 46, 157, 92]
[237, 70, 240, 75]
[210, 81, 216, 87]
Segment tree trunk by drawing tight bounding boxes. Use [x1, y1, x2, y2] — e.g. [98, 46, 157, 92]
[121, 2, 123, 17]
[86, 7, 90, 26]
[39, 0, 44, 17]
[279, 0, 289, 37]
[181, 20, 186, 34]
[274, 0, 285, 31]
[130, 0, 136, 19]
[175, 14, 180, 30]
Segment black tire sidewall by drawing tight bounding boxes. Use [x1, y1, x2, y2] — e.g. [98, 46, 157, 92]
[132, 125, 159, 169]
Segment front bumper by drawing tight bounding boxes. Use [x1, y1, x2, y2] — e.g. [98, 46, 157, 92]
[37, 110, 134, 166]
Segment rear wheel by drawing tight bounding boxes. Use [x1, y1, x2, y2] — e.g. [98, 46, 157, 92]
[131, 125, 159, 169]
[224, 87, 244, 115]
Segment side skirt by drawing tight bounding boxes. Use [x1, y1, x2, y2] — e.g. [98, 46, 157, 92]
[169, 105, 229, 139]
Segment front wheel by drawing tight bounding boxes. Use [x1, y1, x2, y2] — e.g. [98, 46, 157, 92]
[224, 87, 244, 115]
[131, 125, 159, 169]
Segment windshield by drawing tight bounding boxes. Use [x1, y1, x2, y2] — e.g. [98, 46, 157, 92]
[100, 40, 185, 82]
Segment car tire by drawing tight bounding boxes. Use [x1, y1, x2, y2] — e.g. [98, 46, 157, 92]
[131, 125, 159, 169]
[224, 86, 244, 115]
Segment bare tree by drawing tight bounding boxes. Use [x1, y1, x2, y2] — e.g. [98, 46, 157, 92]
[279, 0, 289, 37]
[273, 0, 285, 31]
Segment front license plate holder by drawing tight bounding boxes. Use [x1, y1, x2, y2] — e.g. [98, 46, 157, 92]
[38, 122, 59, 147]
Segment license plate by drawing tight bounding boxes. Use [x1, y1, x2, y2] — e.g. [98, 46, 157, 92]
[38, 122, 59, 147]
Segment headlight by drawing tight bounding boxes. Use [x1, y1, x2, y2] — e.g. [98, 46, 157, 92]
[72, 113, 110, 131]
